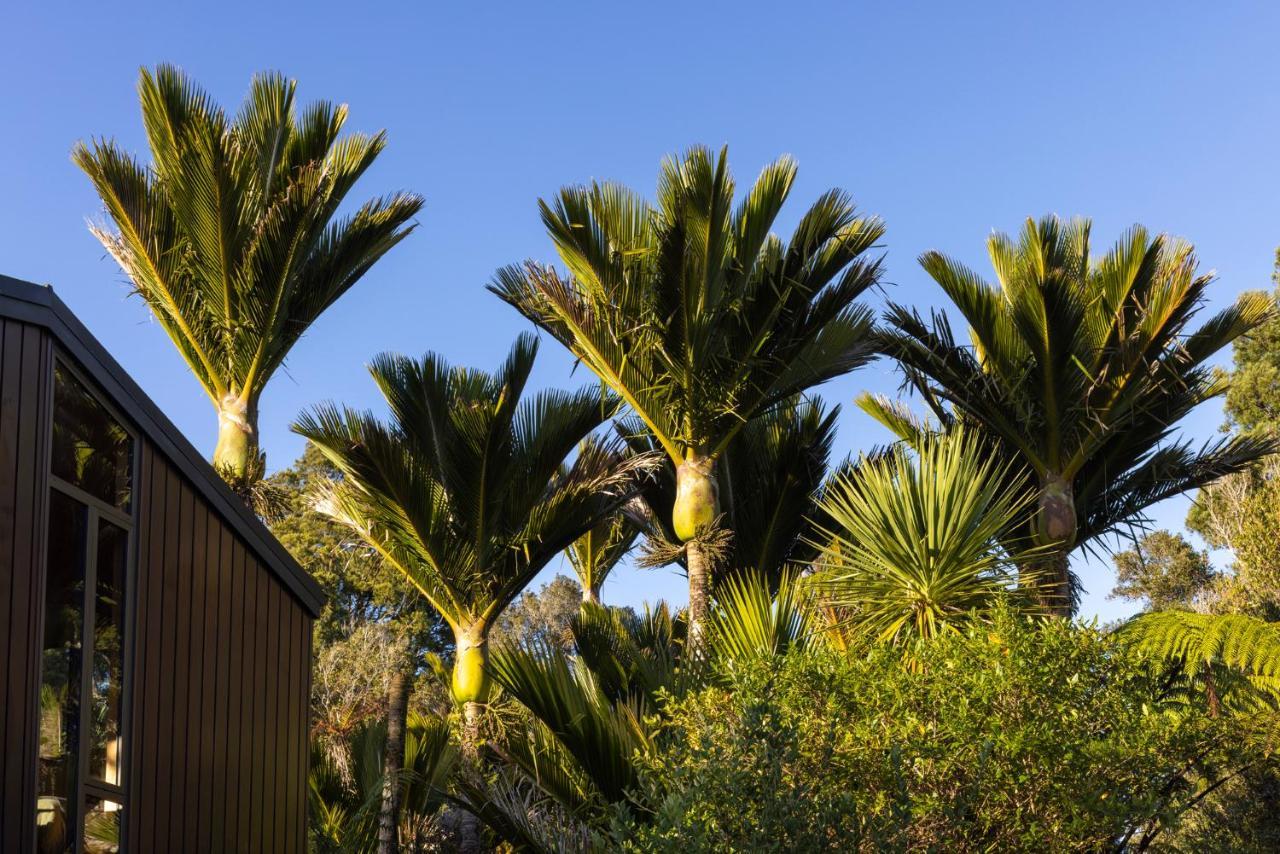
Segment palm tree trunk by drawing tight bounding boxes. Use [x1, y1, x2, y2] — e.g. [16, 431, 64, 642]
[583, 584, 601, 606]
[1035, 472, 1077, 618]
[377, 669, 411, 854]
[674, 453, 719, 647]
[449, 627, 488, 853]
[213, 395, 259, 484]
[453, 700, 484, 854]
[686, 538, 711, 649]
[1038, 552, 1074, 619]
[460, 700, 482, 763]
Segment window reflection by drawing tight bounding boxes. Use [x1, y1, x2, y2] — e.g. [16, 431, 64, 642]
[37, 490, 87, 854]
[51, 364, 132, 509]
[90, 522, 127, 786]
[83, 794, 122, 853]
[39, 361, 134, 852]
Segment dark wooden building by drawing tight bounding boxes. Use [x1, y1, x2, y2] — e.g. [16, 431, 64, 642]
[0, 276, 323, 853]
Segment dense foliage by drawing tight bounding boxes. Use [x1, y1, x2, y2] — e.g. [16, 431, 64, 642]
[1110, 531, 1217, 613]
[608, 609, 1263, 852]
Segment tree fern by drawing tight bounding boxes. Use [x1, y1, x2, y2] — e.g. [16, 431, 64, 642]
[1123, 611, 1280, 681]
[1122, 610, 1280, 710]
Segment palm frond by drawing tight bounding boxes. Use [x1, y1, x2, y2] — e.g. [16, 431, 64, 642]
[294, 336, 646, 635]
[488, 641, 652, 803]
[709, 570, 823, 667]
[491, 145, 882, 468]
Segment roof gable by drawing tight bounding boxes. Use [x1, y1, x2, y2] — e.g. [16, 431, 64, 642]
[0, 274, 323, 616]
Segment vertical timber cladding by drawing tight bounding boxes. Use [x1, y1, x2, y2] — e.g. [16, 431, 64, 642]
[0, 318, 54, 853]
[0, 277, 320, 851]
[128, 444, 312, 853]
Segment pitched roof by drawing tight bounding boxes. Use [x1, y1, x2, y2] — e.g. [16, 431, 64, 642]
[0, 274, 324, 616]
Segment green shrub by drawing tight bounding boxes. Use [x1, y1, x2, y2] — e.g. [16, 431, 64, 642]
[607, 608, 1253, 853]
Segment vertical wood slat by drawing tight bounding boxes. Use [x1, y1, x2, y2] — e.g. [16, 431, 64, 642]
[154, 466, 183, 848]
[125, 443, 155, 848]
[183, 497, 208, 850]
[0, 318, 19, 853]
[224, 537, 248, 849]
[250, 560, 272, 850]
[303, 605, 313, 854]
[195, 507, 220, 852]
[265, 576, 282, 851]
[134, 443, 168, 852]
[285, 601, 302, 854]
[283, 599, 300, 854]
[237, 541, 257, 852]
[209, 524, 235, 853]
[169, 484, 195, 848]
[0, 321, 53, 852]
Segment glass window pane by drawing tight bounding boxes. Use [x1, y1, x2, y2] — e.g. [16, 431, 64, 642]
[89, 521, 127, 786]
[83, 794, 122, 853]
[51, 364, 132, 509]
[37, 490, 87, 854]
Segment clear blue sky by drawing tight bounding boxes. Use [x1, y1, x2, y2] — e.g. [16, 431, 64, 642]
[4, 3, 1278, 622]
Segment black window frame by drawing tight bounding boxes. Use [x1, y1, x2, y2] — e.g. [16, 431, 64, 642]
[40, 352, 138, 853]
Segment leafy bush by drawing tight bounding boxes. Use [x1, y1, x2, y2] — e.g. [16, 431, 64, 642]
[606, 607, 1252, 852]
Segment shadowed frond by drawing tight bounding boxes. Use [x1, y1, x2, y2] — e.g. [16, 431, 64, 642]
[489, 641, 653, 803]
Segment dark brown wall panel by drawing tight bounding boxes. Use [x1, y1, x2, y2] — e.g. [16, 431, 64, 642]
[0, 310, 311, 853]
[126, 450, 312, 853]
[0, 320, 52, 853]
[1, 281, 315, 853]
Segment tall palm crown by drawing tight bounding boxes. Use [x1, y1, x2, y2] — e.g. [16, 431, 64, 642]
[75, 65, 422, 487]
[869, 215, 1274, 614]
[293, 334, 647, 710]
[492, 145, 883, 636]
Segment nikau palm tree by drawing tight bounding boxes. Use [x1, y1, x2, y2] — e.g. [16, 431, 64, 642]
[493, 146, 883, 641]
[566, 491, 641, 606]
[868, 216, 1275, 615]
[76, 64, 421, 491]
[294, 334, 649, 754]
[719, 397, 841, 589]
